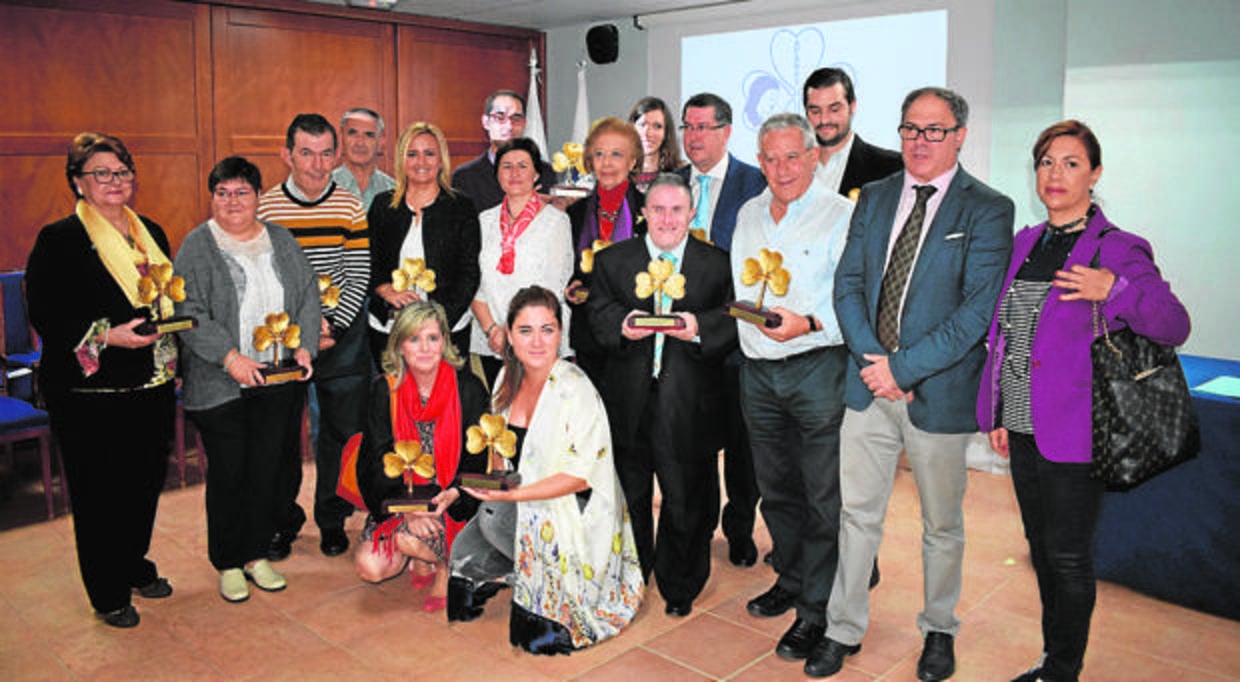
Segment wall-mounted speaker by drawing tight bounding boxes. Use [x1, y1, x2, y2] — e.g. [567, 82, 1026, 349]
[587, 24, 619, 64]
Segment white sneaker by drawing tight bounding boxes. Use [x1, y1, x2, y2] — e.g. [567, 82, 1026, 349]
[219, 568, 249, 602]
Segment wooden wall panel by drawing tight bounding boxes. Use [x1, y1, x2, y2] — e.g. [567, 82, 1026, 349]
[0, 0, 543, 271]
[212, 7, 396, 189]
[397, 26, 540, 166]
[0, 0, 212, 268]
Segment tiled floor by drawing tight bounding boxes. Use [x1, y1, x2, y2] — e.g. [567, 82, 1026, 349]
[1, 459, 1237, 681]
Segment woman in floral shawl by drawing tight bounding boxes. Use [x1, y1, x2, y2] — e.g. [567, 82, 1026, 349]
[448, 285, 643, 654]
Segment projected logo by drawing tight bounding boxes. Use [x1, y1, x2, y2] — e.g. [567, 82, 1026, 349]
[740, 28, 854, 132]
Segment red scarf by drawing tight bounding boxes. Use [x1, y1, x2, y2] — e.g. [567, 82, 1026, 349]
[391, 360, 464, 547]
[597, 181, 629, 242]
[498, 195, 542, 275]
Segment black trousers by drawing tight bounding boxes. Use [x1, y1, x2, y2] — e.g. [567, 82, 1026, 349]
[1009, 431, 1105, 682]
[740, 346, 846, 625]
[614, 378, 719, 605]
[48, 383, 175, 613]
[719, 362, 759, 546]
[192, 382, 305, 570]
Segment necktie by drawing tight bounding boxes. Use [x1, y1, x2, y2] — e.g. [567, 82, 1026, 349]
[876, 184, 937, 352]
[653, 251, 676, 378]
[691, 175, 711, 238]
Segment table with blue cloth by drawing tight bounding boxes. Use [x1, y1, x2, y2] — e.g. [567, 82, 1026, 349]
[1094, 354, 1240, 621]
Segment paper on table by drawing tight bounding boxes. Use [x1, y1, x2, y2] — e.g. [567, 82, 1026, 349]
[1193, 375, 1240, 398]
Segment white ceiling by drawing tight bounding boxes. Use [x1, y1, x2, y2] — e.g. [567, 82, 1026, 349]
[312, 0, 747, 29]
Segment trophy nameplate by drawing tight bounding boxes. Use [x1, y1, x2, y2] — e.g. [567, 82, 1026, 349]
[551, 185, 591, 199]
[259, 359, 308, 385]
[627, 314, 687, 331]
[728, 248, 790, 329]
[383, 484, 439, 514]
[459, 471, 521, 491]
[134, 316, 198, 336]
[726, 301, 783, 328]
[566, 282, 589, 305]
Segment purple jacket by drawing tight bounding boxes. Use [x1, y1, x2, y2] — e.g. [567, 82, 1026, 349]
[976, 207, 1190, 462]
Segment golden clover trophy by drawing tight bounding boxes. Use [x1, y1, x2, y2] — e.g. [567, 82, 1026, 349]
[459, 414, 521, 491]
[387, 257, 436, 319]
[628, 258, 688, 331]
[727, 248, 790, 328]
[568, 239, 610, 304]
[381, 440, 438, 513]
[317, 273, 340, 339]
[134, 263, 198, 335]
[550, 141, 593, 199]
[251, 312, 307, 384]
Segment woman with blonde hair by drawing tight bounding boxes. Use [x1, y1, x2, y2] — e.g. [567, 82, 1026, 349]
[367, 122, 481, 364]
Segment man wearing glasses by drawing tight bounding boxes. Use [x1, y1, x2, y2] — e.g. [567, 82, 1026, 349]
[451, 89, 555, 211]
[674, 92, 766, 571]
[805, 87, 1013, 680]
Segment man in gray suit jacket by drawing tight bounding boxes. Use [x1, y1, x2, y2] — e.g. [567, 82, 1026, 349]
[805, 88, 1014, 681]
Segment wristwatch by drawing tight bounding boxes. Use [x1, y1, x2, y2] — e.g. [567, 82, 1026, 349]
[806, 314, 822, 333]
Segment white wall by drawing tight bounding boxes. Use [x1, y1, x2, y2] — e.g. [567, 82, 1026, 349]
[544, 21, 648, 147]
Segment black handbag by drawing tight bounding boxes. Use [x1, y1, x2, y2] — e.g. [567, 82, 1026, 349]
[1088, 236, 1200, 491]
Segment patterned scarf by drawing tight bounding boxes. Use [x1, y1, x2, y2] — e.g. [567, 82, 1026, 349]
[392, 361, 464, 546]
[498, 195, 542, 275]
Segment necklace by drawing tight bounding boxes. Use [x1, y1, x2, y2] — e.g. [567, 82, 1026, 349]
[1047, 205, 1094, 234]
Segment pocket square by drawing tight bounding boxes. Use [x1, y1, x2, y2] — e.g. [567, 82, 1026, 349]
[944, 232, 965, 240]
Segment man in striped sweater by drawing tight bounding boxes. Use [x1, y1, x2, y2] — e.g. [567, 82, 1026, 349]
[258, 113, 370, 560]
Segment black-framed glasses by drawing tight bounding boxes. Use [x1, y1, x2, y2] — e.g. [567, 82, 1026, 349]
[679, 123, 727, 134]
[487, 112, 526, 125]
[897, 124, 960, 142]
[79, 168, 135, 183]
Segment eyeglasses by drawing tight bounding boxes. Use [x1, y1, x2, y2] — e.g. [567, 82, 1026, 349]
[487, 112, 526, 125]
[79, 168, 135, 183]
[213, 188, 254, 201]
[679, 123, 727, 134]
[896, 124, 960, 142]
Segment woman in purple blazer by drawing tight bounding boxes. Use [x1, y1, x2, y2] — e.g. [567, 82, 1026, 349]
[977, 120, 1190, 682]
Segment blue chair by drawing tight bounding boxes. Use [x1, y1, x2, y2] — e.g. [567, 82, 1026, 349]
[0, 271, 42, 406]
[0, 394, 63, 520]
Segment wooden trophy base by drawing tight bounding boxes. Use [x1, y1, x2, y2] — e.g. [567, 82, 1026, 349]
[727, 301, 782, 328]
[626, 314, 686, 331]
[459, 471, 521, 491]
[134, 316, 198, 335]
[566, 282, 589, 305]
[383, 484, 439, 514]
[259, 360, 308, 385]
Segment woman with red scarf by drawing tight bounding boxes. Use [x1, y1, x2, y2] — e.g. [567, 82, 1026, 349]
[354, 301, 488, 611]
[565, 117, 647, 388]
[470, 138, 573, 388]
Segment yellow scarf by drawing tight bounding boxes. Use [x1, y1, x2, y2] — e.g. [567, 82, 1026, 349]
[76, 200, 174, 319]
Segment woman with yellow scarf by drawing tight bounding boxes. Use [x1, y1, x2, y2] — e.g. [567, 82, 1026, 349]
[26, 132, 179, 629]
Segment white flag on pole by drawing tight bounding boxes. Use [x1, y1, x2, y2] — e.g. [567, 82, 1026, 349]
[524, 48, 548, 158]
[571, 60, 590, 144]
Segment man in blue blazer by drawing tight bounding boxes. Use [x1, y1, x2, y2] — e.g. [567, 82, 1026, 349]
[806, 88, 1014, 681]
[675, 93, 767, 568]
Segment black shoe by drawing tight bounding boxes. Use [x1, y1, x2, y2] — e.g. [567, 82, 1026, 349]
[775, 618, 825, 660]
[728, 538, 758, 567]
[763, 551, 774, 566]
[664, 600, 692, 617]
[869, 559, 881, 590]
[917, 632, 955, 681]
[447, 577, 506, 622]
[320, 528, 349, 557]
[746, 583, 798, 617]
[133, 577, 173, 599]
[1010, 655, 1049, 682]
[97, 604, 140, 628]
[268, 530, 297, 562]
[804, 637, 861, 678]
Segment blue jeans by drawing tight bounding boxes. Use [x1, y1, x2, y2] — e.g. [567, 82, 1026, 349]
[1009, 431, 1105, 681]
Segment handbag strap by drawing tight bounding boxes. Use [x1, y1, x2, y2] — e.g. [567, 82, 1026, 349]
[1090, 226, 1121, 357]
